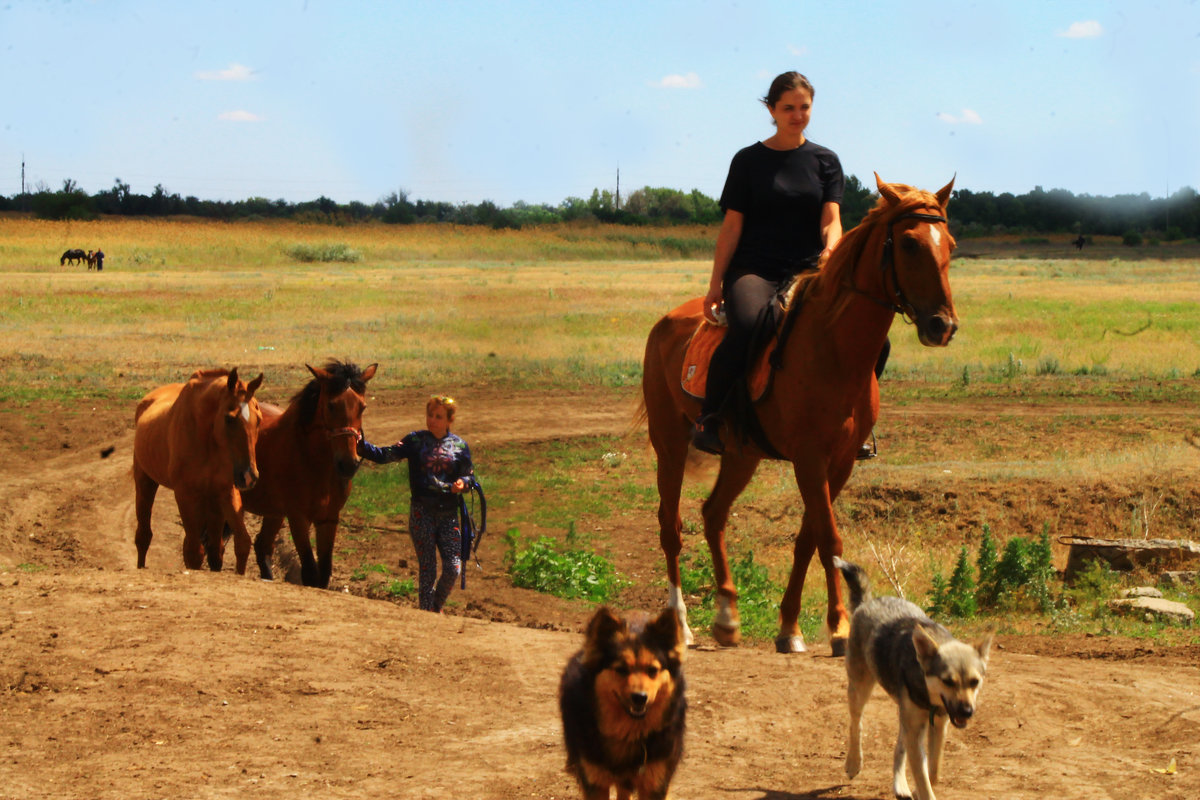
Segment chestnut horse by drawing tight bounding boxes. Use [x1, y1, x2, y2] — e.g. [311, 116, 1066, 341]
[642, 175, 957, 655]
[245, 360, 377, 589]
[133, 368, 265, 573]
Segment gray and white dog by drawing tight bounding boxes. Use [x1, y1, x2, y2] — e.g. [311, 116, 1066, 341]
[834, 556, 993, 800]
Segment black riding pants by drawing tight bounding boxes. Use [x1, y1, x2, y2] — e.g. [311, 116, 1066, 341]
[701, 272, 780, 416]
[700, 272, 892, 417]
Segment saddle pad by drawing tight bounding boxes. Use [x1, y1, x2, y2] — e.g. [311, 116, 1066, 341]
[681, 322, 776, 403]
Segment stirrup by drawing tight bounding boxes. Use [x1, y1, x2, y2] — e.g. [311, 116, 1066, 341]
[856, 431, 878, 461]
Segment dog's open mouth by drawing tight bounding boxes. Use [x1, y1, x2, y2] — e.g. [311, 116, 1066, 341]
[626, 704, 648, 718]
[950, 714, 970, 729]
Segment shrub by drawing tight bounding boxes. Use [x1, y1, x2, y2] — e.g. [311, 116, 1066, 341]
[284, 242, 362, 262]
[975, 524, 998, 605]
[504, 529, 625, 603]
[978, 526, 1056, 613]
[1122, 231, 1143, 247]
[928, 546, 978, 619]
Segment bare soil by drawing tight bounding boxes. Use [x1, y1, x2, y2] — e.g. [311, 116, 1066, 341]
[1, 386, 1198, 800]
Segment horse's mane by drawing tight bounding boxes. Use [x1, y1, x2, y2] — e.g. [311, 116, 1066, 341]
[189, 367, 232, 379]
[293, 359, 370, 426]
[780, 185, 945, 320]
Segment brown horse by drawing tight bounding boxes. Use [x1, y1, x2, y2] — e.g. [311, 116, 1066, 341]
[60, 249, 86, 266]
[133, 368, 265, 573]
[245, 360, 377, 589]
[642, 174, 957, 655]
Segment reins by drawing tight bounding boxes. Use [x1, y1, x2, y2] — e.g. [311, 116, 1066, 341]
[459, 477, 487, 588]
[744, 206, 947, 462]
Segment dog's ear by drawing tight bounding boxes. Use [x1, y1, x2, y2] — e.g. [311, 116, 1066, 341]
[912, 624, 940, 666]
[582, 606, 625, 667]
[647, 607, 686, 664]
[974, 631, 995, 664]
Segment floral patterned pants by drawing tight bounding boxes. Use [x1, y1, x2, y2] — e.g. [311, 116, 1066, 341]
[408, 499, 462, 612]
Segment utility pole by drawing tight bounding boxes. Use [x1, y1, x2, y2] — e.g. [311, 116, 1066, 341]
[21, 154, 25, 195]
[615, 166, 620, 210]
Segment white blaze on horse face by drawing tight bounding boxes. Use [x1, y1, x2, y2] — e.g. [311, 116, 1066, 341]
[929, 226, 942, 249]
[240, 402, 250, 422]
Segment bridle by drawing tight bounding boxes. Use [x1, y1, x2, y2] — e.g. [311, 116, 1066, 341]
[312, 386, 364, 443]
[854, 209, 948, 324]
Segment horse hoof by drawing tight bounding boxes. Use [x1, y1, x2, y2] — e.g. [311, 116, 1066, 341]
[711, 623, 741, 647]
[830, 636, 848, 658]
[774, 635, 807, 654]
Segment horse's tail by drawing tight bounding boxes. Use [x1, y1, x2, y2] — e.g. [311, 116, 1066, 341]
[623, 396, 649, 442]
[833, 556, 872, 612]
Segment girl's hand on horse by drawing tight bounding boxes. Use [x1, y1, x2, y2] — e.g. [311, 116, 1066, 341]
[451, 478, 467, 494]
[703, 285, 724, 324]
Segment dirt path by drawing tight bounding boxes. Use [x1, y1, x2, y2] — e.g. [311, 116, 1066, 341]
[1, 388, 1198, 799]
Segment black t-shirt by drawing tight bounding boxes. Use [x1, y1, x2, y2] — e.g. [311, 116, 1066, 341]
[719, 140, 845, 282]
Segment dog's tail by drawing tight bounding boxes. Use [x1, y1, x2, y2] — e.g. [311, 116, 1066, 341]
[833, 556, 872, 612]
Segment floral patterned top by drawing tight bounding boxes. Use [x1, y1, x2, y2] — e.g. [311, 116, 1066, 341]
[358, 430, 474, 509]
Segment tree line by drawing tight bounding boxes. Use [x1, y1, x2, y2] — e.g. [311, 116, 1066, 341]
[3, 176, 1198, 239]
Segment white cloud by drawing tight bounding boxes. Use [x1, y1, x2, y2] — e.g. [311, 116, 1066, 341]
[195, 63, 257, 81]
[1058, 20, 1103, 39]
[937, 109, 983, 125]
[651, 72, 703, 89]
[218, 110, 264, 122]
[787, 44, 808, 57]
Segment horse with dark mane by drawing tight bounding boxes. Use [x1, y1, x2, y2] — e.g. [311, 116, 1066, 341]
[60, 249, 87, 266]
[244, 360, 377, 588]
[133, 367, 265, 573]
[641, 174, 958, 655]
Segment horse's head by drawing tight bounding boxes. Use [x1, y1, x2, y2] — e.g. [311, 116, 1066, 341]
[215, 367, 264, 490]
[306, 361, 378, 480]
[873, 173, 958, 347]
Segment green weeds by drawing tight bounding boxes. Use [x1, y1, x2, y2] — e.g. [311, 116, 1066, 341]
[504, 528, 626, 603]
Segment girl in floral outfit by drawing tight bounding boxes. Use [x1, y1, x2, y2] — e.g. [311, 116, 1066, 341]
[358, 396, 474, 612]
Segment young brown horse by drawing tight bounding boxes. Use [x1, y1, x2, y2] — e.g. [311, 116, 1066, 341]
[642, 175, 957, 655]
[244, 360, 377, 589]
[133, 368, 265, 573]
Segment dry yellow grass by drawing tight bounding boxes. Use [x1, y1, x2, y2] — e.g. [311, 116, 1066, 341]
[2, 216, 1198, 403]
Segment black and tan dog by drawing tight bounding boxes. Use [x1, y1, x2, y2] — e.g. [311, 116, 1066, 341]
[559, 606, 686, 800]
[835, 557, 993, 800]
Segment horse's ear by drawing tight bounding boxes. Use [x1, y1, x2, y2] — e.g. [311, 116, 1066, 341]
[246, 373, 264, 397]
[874, 172, 902, 206]
[226, 367, 239, 394]
[306, 363, 332, 381]
[361, 363, 378, 382]
[936, 174, 956, 209]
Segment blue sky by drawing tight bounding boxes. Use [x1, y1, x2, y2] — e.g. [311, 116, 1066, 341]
[2, 1, 1197, 206]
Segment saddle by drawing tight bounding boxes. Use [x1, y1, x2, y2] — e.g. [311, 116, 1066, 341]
[680, 285, 805, 461]
[681, 281, 801, 404]
[681, 322, 777, 403]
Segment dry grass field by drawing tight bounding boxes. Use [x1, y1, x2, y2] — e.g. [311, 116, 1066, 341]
[1, 215, 1198, 799]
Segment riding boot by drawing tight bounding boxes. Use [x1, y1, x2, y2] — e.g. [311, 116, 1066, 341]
[692, 413, 724, 455]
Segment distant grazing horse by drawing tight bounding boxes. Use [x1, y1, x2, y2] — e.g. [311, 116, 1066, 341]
[245, 360, 377, 589]
[60, 249, 87, 266]
[641, 174, 958, 655]
[133, 368, 265, 573]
